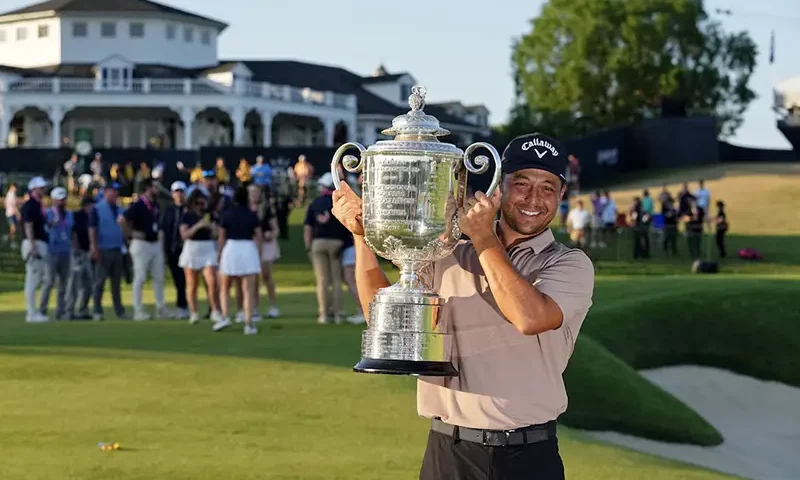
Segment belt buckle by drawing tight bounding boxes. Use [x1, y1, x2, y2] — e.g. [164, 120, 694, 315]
[482, 430, 510, 447]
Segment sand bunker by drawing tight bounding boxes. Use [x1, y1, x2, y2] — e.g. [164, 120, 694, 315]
[587, 366, 800, 480]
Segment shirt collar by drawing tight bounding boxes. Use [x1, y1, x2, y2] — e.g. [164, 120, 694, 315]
[493, 221, 555, 255]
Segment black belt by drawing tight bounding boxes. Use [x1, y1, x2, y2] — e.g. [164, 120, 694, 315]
[431, 418, 556, 447]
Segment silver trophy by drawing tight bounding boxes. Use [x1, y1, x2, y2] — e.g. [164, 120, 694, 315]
[331, 86, 502, 376]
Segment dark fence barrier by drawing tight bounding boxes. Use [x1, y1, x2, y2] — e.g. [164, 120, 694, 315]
[564, 125, 636, 190]
[200, 146, 340, 175]
[632, 116, 720, 169]
[719, 141, 797, 163]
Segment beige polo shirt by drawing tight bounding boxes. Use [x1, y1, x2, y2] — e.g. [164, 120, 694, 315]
[417, 228, 594, 430]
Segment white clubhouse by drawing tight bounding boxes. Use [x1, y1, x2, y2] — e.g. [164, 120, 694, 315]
[0, 0, 491, 150]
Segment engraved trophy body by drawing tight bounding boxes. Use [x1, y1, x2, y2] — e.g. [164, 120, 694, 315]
[331, 86, 502, 376]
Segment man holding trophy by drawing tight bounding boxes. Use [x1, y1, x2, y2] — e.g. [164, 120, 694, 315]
[331, 86, 594, 480]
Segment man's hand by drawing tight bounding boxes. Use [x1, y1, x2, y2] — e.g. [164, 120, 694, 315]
[458, 190, 501, 248]
[331, 182, 364, 236]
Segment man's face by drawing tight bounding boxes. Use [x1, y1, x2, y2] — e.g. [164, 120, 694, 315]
[500, 169, 564, 237]
[172, 190, 185, 205]
[105, 188, 119, 203]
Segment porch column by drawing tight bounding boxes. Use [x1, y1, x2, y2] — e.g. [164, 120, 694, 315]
[121, 120, 129, 148]
[231, 106, 246, 146]
[180, 106, 195, 150]
[49, 105, 64, 148]
[323, 117, 335, 147]
[259, 109, 274, 147]
[362, 121, 377, 145]
[0, 106, 8, 148]
[346, 119, 357, 143]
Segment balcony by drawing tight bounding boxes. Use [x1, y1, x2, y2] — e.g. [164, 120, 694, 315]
[0, 77, 358, 111]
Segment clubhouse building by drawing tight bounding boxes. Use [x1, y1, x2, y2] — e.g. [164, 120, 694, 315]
[0, 0, 491, 152]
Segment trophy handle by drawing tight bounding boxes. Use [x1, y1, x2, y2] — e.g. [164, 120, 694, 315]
[462, 142, 502, 198]
[331, 142, 367, 192]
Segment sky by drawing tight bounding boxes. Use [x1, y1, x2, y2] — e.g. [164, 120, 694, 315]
[3, 0, 799, 148]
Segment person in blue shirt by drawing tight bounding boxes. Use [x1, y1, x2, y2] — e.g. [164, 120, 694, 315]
[250, 156, 273, 190]
[39, 187, 74, 320]
[89, 182, 127, 320]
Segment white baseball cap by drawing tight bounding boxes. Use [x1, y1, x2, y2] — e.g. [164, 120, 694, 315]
[50, 187, 67, 200]
[170, 181, 187, 192]
[318, 172, 335, 189]
[28, 176, 47, 191]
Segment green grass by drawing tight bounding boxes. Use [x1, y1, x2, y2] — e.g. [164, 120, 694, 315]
[0, 285, 735, 480]
[584, 276, 800, 387]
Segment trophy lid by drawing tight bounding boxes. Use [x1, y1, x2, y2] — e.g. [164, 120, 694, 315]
[382, 86, 450, 137]
[366, 85, 462, 156]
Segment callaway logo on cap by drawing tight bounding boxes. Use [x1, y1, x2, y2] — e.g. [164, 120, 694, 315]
[501, 133, 568, 182]
[520, 136, 560, 159]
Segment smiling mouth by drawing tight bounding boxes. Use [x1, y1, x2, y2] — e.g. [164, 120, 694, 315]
[518, 208, 542, 217]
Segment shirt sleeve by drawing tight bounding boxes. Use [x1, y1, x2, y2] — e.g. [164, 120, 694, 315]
[20, 202, 34, 224]
[122, 202, 137, 222]
[89, 207, 99, 228]
[533, 249, 595, 354]
[303, 204, 314, 227]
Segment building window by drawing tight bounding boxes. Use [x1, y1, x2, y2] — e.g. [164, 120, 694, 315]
[201, 30, 211, 45]
[166, 23, 175, 39]
[129, 22, 144, 38]
[38, 25, 48, 38]
[16, 27, 27, 41]
[184, 26, 193, 42]
[101, 67, 132, 90]
[101, 22, 116, 37]
[73, 22, 87, 37]
[0, 30, 5, 43]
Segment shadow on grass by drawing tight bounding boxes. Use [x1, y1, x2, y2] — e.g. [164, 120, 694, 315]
[0, 291, 366, 371]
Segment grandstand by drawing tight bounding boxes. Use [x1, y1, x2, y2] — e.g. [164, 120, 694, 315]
[774, 76, 800, 152]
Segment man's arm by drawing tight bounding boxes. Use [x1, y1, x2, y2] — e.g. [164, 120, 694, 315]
[472, 237, 566, 335]
[475, 237, 594, 336]
[303, 225, 312, 254]
[353, 235, 389, 324]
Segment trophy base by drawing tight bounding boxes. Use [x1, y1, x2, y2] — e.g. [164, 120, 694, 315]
[353, 358, 458, 377]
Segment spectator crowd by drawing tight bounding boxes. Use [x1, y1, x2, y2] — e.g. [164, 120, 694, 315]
[6, 153, 366, 328]
[563, 180, 729, 261]
[3, 149, 732, 326]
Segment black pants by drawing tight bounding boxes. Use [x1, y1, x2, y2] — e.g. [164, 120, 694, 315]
[276, 204, 290, 240]
[715, 230, 726, 258]
[419, 430, 564, 480]
[663, 225, 678, 255]
[632, 227, 649, 259]
[687, 233, 702, 260]
[166, 251, 187, 309]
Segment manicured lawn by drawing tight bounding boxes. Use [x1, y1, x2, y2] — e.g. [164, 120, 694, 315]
[0, 284, 735, 480]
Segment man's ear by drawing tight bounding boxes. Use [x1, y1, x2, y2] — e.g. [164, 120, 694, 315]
[559, 183, 567, 201]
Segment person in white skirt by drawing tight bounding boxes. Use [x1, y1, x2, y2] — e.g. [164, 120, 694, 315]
[214, 186, 263, 334]
[178, 190, 223, 325]
[234, 184, 280, 323]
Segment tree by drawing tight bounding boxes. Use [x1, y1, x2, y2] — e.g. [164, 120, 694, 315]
[510, 0, 757, 139]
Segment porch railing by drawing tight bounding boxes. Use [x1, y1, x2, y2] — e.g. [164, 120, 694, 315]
[0, 77, 358, 110]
